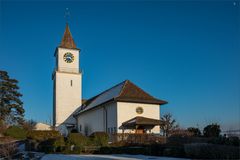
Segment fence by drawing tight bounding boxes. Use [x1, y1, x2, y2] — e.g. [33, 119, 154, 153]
[108, 133, 167, 144]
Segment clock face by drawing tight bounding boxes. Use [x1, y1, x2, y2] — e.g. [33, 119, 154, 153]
[64, 52, 74, 63]
[136, 107, 143, 114]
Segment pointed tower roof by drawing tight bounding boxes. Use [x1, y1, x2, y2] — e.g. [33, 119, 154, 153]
[59, 23, 77, 49]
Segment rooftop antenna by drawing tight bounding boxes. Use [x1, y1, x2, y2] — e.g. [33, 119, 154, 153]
[64, 8, 70, 23]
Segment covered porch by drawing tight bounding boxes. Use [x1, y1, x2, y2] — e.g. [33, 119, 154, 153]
[120, 116, 163, 134]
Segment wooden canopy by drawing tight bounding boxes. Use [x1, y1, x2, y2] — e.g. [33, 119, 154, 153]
[120, 116, 163, 130]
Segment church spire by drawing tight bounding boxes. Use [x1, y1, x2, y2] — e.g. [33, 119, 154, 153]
[59, 23, 77, 49]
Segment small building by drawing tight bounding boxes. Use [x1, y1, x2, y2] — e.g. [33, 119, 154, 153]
[34, 123, 51, 131]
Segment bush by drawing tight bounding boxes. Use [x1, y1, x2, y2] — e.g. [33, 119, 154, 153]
[0, 120, 7, 134]
[4, 126, 27, 140]
[228, 136, 240, 146]
[89, 132, 109, 147]
[27, 130, 60, 141]
[36, 137, 65, 153]
[167, 136, 209, 146]
[187, 127, 201, 137]
[184, 143, 240, 159]
[203, 123, 221, 137]
[207, 136, 240, 146]
[169, 129, 193, 137]
[67, 133, 89, 146]
[26, 130, 64, 153]
[65, 133, 89, 153]
[162, 146, 185, 157]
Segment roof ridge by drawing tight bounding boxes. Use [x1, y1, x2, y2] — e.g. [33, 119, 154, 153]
[121, 80, 156, 99]
[116, 79, 129, 98]
[83, 80, 126, 107]
[97, 80, 126, 97]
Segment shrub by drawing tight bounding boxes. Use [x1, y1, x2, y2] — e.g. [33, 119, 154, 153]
[187, 127, 201, 137]
[89, 132, 109, 147]
[67, 133, 89, 146]
[184, 143, 240, 159]
[0, 120, 7, 134]
[27, 130, 60, 141]
[228, 136, 240, 146]
[207, 136, 240, 146]
[26, 130, 64, 153]
[65, 133, 89, 153]
[167, 136, 209, 146]
[162, 146, 185, 157]
[203, 123, 221, 137]
[36, 137, 65, 153]
[4, 126, 27, 140]
[169, 128, 193, 137]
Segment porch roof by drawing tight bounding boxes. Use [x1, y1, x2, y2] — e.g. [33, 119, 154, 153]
[120, 116, 163, 129]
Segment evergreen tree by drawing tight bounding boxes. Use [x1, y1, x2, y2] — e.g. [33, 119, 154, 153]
[203, 123, 221, 137]
[0, 70, 25, 124]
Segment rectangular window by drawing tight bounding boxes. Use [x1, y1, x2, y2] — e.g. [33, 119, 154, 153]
[71, 80, 73, 86]
[110, 127, 113, 134]
[79, 125, 82, 131]
[107, 128, 110, 133]
[114, 127, 117, 133]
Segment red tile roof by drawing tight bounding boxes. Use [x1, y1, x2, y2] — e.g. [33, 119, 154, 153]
[75, 80, 167, 115]
[59, 23, 77, 49]
[116, 80, 167, 105]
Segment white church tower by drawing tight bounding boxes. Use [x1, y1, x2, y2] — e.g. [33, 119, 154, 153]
[53, 23, 82, 127]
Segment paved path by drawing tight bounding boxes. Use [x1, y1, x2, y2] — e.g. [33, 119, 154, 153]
[41, 154, 190, 160]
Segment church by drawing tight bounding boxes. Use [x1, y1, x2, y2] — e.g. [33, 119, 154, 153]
[52, 24, 167, 136]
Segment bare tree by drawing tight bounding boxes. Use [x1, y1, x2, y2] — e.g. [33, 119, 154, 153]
[21, 119, 36, 131]
[160, 113, 179, 137]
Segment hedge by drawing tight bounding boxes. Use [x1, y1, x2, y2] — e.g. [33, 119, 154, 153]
[4, 126, 27, 140]
[26, 130, 65, 153]
[64, 133, 89, 153]
[27, 130, 61, 141]
[89, 132, 109, 147]
[184, 143, 240, 159]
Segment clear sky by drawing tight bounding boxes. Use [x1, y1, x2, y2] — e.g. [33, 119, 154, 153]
[0, 0, 239, 131]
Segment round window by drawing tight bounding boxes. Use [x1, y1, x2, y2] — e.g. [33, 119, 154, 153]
[136, 107, 143, 114]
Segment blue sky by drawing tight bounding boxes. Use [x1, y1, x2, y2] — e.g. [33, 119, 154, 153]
[0, 1, 239, 131]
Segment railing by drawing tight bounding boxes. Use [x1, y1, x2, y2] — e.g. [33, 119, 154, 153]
[108, 133, 167, 144]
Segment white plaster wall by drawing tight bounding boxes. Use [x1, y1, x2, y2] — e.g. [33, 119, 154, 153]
[77, 102, 117, 135]
[77, 107, 105, 135]
[117, 102, 160, 133]
[54, 71, 82, 126]
[106, 102, 117, 133]
[57, 48, 79, 73]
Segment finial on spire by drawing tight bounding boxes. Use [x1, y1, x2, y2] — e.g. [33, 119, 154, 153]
[64, 8, 70, 23]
